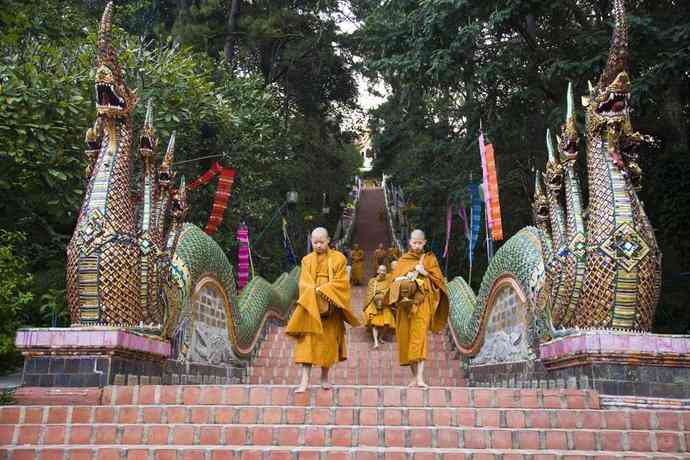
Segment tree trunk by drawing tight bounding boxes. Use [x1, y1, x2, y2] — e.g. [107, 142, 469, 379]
[224, 0, 241, 67]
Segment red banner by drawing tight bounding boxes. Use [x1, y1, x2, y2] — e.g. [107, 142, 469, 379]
[188, 162, 236, 235]
[484, 144, 503, 241]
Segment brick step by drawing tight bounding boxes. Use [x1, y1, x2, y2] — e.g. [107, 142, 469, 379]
[259, 340, 453, 350]
[255, 349, 457, 359]
[3, 424, 688, 452]
[3, 446, 686, 460]
[249, 357, 463, 370]
[248, 367, 464, 380]
[3, 406, 685, 431]
[73, 386, 600, 409]
[247, 376, 464, 387]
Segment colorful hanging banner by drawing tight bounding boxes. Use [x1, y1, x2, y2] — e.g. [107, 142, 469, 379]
[469, 183, 483, 265]
[479, 134, 504, 241]
[236, 224, 250, 290]
[458, 206, 469, 238]
[188, 162, 236, 235]
[443, 204, 452, 258]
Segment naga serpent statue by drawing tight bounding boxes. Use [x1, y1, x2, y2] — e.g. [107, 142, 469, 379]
[66, 2, 299, 362]
[447, 0, 662, 359]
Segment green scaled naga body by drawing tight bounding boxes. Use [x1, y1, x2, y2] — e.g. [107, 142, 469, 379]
[65, 2, 299, 362]
[448, 0, 662, 360]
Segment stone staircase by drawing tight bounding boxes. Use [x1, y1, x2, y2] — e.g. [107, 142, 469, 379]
[1, 382, 688, 459]
[248, 324, 465, 387]
[1, 187, 688, 458]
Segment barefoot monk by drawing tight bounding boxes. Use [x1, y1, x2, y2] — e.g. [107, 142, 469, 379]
[362, 265, 396, 349]
[286, 227, 360, 392]
[349, 243, 365, 286]
[387, 229, 448, 387]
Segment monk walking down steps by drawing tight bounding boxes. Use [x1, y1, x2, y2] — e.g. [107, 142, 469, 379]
[387, 229, 449, 388]
[374, 243, 387, 268]
[363, 265, 396, 349]
[349, 243, 365, 286]
[286, 227, 360, 393]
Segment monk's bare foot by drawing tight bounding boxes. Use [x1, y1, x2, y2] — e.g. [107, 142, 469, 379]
[416, 380, 429, 388]
[372, 343, 380, 349]
[321, 381, 332, 390]
[295, 384, 308, 394]
[408, 380, 417, 387]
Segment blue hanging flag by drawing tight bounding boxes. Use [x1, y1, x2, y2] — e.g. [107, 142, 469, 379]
[469, 183, 483, 266]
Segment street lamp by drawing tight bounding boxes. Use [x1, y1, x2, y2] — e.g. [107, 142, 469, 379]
[286, 191, 298, 206]
[321, 192, 330, 215]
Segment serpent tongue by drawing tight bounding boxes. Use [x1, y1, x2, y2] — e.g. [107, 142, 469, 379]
[613, 100, 626, 112]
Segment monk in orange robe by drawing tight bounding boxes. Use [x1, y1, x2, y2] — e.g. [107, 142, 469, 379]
[349, 244, 365, 286]
[387, 229, 448, 387]
[386, 244, 401, 271]
[374, 243, 387, 269]
[362, 264, 396, 348]
[286, 227, 360, 392]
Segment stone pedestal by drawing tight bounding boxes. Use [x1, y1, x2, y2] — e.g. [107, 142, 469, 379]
[467, 330, 690, 399]
[15, 327, 170, 387]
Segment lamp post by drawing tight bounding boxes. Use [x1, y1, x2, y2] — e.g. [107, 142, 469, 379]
[321, 192, 330, 215]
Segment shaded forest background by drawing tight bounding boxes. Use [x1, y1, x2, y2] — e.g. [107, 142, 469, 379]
[0, 0, 688, 368]
[351, 0, 689, 334]
[0, 0, 363, 366]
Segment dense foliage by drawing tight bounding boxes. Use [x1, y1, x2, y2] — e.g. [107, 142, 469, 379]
[0, 0, 361, 369]
[352, 0, 690, 333]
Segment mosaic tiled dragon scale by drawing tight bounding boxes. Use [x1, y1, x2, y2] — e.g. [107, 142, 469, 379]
[447, 0, 662, 359]
[65, 2, 299, 362]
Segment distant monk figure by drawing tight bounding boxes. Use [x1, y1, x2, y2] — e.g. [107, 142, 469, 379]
[350, 243, 365, 286]
[363, 265, 396, 349]
[387, 244, 401, 271]
[387, 229, 448, 387]
[374, 243, 387, 268]
[286, 227, 360, 392]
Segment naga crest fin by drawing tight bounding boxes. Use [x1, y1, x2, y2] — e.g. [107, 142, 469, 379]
[598, 0, 628, 91]
[546, 129, 557, 164]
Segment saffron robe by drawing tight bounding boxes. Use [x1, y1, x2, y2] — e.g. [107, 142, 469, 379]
[374, 247, 387, 268]
[386, 246, 401, 271]
[286, 249, 360, 367]
[362, 275, 395, 329]
[350, 248, 365, 285]
[387, 251, 449, 365]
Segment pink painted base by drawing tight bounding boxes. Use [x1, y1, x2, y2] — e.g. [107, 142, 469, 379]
[540, 330, 690, 361]
[15, 327, 170, 358]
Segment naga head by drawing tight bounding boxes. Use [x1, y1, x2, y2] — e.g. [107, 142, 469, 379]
[544, 129, 564, 192]
[170, 176, 188, 222]
[586, 0, 630, 125]
[139, 100, 159, 163]
[95, 2, 138, 118]
[558, 82, 580, 164]
[532, 170, 550, 226]
[158, 132, 177, 190]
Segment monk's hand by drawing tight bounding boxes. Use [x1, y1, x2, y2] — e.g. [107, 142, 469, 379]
[415, 264, 427, 276]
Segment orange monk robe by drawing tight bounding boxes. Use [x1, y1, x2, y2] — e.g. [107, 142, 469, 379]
[386, 246, 401, 271]
[350, 248, 365, 285]
[286, 249, 360, 367]
[362, 276, 395, 329]
[374, 247, 387, 268]
[387, 251, 449, 365]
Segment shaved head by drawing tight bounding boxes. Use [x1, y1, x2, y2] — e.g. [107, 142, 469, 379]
[409, 229, 426, 254]
[311, 227, 329, 239]
[410, 229, 426, 240]
[311, 227, 330, 254]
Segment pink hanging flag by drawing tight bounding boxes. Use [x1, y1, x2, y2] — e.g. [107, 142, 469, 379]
[479, 133, 493, 230]
[443, 204, 452, 258]
[236, 224, 250, 290]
